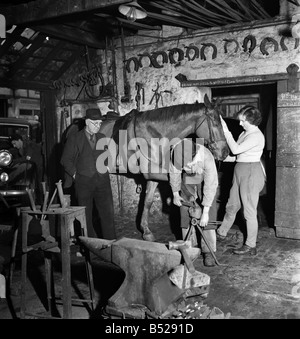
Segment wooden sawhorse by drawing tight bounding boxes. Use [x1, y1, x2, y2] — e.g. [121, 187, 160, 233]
[20, 206, 95, 319]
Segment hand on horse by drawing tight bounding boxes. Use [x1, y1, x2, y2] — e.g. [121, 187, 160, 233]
[220, 115, 230, 134]
[173, 191, 185, 207]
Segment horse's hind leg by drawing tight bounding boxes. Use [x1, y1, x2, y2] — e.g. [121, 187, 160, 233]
[140, 180, 158, 242]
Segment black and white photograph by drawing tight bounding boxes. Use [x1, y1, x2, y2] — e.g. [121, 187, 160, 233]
[0, 0, 299, 325]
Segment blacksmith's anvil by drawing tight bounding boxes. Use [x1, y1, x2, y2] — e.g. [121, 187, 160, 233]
[79, 236, 200, 315]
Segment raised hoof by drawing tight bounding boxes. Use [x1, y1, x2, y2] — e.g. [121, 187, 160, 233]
[142, 232, 155, 242]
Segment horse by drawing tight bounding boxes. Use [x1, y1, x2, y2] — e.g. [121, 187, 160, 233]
[99, 93, 230, 242]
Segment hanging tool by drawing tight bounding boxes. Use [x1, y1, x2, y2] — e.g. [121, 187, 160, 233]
[135, 82, 145, 111]
[60, 107, 69, 140]
[120, 24, 131, 102]
[149, 82, 172, 108]
[150, 82, 161, 108]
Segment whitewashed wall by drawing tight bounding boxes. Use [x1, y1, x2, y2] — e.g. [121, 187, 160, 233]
[109, 22, 299, 116]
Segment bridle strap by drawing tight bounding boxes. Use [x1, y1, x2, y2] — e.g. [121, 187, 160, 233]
[195, 109, 215, 147]
[196, 108, 226, 148]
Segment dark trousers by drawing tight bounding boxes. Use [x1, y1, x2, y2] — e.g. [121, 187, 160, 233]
[75, 172, 116, 239]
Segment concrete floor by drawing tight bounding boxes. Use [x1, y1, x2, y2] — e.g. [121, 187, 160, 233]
[0, 205, 300, 319]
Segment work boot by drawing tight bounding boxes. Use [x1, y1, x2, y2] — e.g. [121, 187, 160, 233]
[233, 245, 257, 256]
[203, 252, 216, 267]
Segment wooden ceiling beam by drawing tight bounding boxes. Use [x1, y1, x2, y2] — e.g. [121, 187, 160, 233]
[50, 48, 83, 81]
[27, 40, 66, 80]
[33, 24, 105, 49]
[187, 0, 236, 22]
[233, 0, 260, 21]
[162, 0, 222, 26]
[146, 11, 201, 29]
[93, 12, 162, 33]
[116, 17, 162, 30]
[9, 33, 46, 76]
[0, 78, 51, 90]
[2, 0, 130, 27]
[250, 0, 272, 19]
[0, 27, 24, 59]
[205, 0, 244, 21]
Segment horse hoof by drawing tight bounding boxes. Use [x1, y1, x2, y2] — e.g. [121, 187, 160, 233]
[142, 233, 155, 242]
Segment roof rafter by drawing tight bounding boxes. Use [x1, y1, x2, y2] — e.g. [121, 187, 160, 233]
[2, 0, 130, 26]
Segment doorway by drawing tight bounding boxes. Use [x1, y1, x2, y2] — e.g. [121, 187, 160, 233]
[212, 83, 277, 228]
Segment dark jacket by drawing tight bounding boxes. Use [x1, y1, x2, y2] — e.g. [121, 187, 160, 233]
[13, 139, 43, 169]
[60, 129, 108, 188]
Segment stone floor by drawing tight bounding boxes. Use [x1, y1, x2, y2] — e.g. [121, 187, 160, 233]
[0, 206, 300, 319]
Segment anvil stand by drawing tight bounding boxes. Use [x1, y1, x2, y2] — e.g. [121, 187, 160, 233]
[20, 206, 95, 319]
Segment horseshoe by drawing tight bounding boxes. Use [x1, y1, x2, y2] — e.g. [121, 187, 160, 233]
[200, 43, 217, 60]
[52, 80, 63, 90]
[242, 35, 257, 53]
[150, 51, 168, 68]
[71, 76, 81, 87]
[280, 36, 288, 51]
[125, 57, 140, 73]
[168, 48, 185, 64]
[260, 37, 279, 56]
[223, 38, 239, 53]
[184, 45, 199, 61]
[138, 53, 153, 67]
[65, 78, 74, 87]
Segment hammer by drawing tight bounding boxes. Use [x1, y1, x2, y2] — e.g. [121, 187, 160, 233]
[168, 240, 196, 274]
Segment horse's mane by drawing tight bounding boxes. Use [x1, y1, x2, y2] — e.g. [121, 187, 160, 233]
[137, 101, 205, 123]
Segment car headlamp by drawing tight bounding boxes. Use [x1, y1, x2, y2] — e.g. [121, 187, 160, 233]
[0, 172, 9, 182]
[0, 150, 13, 167]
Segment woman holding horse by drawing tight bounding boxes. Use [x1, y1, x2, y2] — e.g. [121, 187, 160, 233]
[217, 106, 265, 255]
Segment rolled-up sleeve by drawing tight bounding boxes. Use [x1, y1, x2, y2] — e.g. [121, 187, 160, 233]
[169, 162, 182, 193]
[202, 148, 218, 207]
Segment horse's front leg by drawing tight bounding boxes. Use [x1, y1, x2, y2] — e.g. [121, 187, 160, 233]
[140, 180, 158, 242]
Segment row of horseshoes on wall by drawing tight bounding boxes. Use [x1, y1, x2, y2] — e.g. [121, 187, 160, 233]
[125, 35, 300, 73]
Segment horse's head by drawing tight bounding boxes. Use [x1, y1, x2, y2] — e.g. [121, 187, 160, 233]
[195, 94, 230, 161]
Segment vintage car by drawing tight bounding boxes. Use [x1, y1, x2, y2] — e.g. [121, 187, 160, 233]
[0, 117, 42, 210]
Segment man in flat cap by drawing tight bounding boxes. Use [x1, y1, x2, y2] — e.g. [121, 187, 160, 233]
[61, 107, 116, 239]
